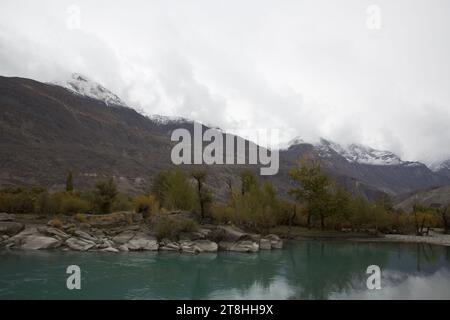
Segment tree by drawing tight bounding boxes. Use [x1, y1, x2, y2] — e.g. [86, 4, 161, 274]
[289, 157, 331, 229]
[150, 170, 196, 211]
[240, 170, 258, 195]
[94, 178, 118, 214]
[191, 170, 212, 220]
[66, 171, 74, 192]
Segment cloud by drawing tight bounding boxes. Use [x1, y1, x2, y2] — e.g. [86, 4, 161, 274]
[1, 0, 450, 163]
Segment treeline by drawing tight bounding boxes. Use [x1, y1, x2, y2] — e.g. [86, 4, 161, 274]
[0, 159, 448, 235]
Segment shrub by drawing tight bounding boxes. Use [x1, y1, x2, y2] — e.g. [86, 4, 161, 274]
[112, 193, 133, 212]
[59, 195, 90, 215]
[154, 216, 199, 241]
[48, 217, 63, 229]
[92, 178, 118, 214]
[151, 170, 196, 211]
[133, 195, 159, 217]
[74, 213, 87, 223]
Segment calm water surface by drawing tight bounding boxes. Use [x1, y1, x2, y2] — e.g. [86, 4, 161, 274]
[1, 241, 450, 299]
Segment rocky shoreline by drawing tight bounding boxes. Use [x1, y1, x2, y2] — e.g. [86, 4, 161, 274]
[0, 212, 283, 254]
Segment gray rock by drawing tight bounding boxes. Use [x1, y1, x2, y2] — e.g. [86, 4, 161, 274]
[101, 247, 119, 253]
[219, 240, 259, 252]
[65, 237, 95, 251]
[159, 239, 180, 251]
[215, 225, 250, 242]
[259, 238, 272, 250]
[112, 230, 136, 244]
[22, 236, 61, 250]
[74, 230, 98, 242]
[0, 221, 25, 236]
[37, 227, 70, 240]
[127, 233, 158, 251]
[179, 241, 201, 254]
[264, 234, 283, 249]
[118, 244, 129, 252]
[0, 213, 15, 222]
[193, 240, 218, 252]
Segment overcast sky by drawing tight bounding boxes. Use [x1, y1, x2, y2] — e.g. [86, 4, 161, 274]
[1, 0, 450, 163]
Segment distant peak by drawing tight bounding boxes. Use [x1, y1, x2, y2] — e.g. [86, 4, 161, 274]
[55, 73, 127, 107]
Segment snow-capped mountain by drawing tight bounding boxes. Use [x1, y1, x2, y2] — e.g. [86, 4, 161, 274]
[287, 137, 411, 166]
[55, 73, 126, 107]
[315, 138, 407, 166]
[430, 159, 450, 172]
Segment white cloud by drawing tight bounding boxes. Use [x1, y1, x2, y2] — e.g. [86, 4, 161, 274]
[1, 0, 450, 163]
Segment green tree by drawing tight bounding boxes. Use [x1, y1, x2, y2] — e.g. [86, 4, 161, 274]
[93, 178, 118, 214]
[66, 171, 74, 192]
[289, 157, 331, 229]
[151, 170, 196, 211]
[240, 169, 258, 195]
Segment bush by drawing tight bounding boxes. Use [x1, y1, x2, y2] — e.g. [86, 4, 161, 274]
[74, 213, 87, 223]
[112, 193, 133, 212]
[0, 189, 35, 214]
[48, 217, 63, 229]
[133, 195, 159, 217]
[59, 194, 90, 215]
[154, 216, 198, 240]
[151, 170, 196, 211]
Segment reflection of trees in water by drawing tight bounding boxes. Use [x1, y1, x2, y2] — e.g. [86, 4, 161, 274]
[284, 242, 391, 299]
[4, 242, 449, 299]
[101, 251, 284, 299]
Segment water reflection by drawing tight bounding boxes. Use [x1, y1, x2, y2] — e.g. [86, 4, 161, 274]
[1, 242, 449, 299]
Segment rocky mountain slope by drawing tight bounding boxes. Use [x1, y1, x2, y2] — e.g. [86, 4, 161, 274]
[1, 74, 449, 200]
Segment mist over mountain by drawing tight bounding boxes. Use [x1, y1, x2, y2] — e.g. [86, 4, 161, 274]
[1, 74, 449, 201]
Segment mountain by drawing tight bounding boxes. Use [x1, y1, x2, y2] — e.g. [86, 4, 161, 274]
[430, 159, 450, 179]
[54, 73, 127, 107]
[281, 138, 450, 195]
[394, 186, 450, 212]
[1, 74, 449, 200]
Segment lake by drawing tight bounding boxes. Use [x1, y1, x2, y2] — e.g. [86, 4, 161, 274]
[1, 241, 450, 299]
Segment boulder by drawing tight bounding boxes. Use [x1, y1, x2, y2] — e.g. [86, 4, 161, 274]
[127, 233, 158, 251]
[65, 237, 95, 251]
[259, 238, 272, 250]
[21, 236, 61, 250]
[179, 241, 201, 254]
[118, 244, 129, 252]
[159, 239, 180, 251]
[0, 213, 15, 222]
[37, 227, 70, 240]
[193, 240, 218, 252]
[264, 234, 283, 249]
[219, 240, 259, 252]
[0, 221, 25, 236]
[215, 225, 250, 242]
[112, 230, 136, 244]
[101, 247, 119, 253]
[74, 230, 98, 242]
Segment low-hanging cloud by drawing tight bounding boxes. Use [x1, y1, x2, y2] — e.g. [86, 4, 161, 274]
[1, 0, 450, 163]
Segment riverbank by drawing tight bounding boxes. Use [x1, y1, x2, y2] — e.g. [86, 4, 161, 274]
[269, 225, 450, 247]
[356, 230, 450, 247]
[0, 212, 283, 253]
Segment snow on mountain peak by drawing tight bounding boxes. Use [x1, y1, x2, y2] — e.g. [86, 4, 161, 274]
[315, 138, 407, 166]
[430, 159, 450, 172]
[56, 73, 126, 107]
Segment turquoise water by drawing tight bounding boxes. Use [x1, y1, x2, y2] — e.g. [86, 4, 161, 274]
[1, 241, 450, 300]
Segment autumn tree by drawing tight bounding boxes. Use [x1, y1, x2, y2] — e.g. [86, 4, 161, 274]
[191, 169, 212, 220]
[93, 178, 118, 214]
[289, 157, 331, 229]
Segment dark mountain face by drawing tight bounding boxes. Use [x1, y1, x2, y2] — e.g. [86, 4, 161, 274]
[281, 141, 450, 196]
[1, 75, 449, 200]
